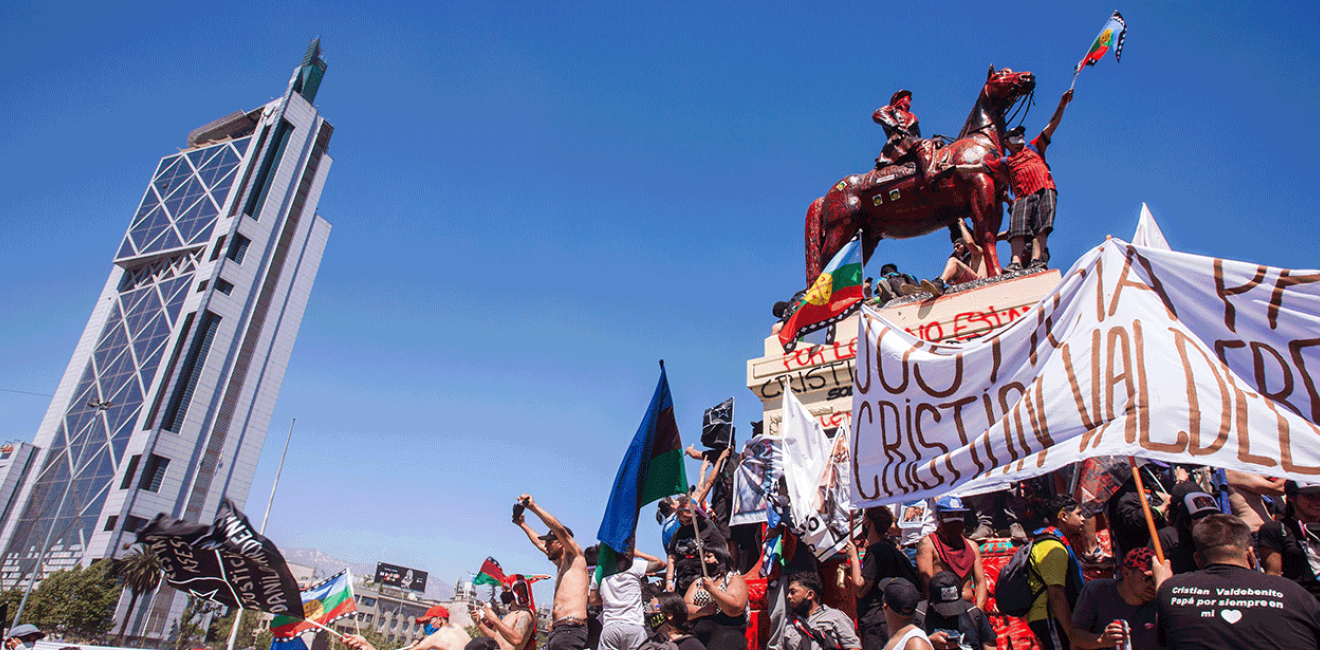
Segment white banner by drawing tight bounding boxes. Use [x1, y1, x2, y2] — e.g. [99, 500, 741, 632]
[729, 434, 782, 527]
[851, 238, 1320, 507]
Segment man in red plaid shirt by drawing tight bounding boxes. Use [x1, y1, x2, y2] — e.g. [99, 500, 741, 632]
[1000, 89, 1073, 272]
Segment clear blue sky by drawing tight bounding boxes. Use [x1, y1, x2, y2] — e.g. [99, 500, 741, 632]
[2, 1, 1318, 603]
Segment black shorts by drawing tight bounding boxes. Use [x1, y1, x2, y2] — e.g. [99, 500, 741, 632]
[1008, 188, 1057, 239]
[1028, 617, 1071, 650]
[547, 621, 588, 650]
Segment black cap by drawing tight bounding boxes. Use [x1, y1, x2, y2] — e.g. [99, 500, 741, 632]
[880, 577, 920, 616]
[1006, 125, 1026, 138]
[538, 526, 573, 541]
[880, 263, 898, 275]
[1288, 481, 1320, 496]
[928, 571, 970, 618]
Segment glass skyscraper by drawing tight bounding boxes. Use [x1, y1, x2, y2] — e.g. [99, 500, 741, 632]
[0, 41, 335, 638]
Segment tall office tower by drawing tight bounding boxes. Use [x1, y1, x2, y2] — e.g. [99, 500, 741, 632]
[0, 41, 335, 636]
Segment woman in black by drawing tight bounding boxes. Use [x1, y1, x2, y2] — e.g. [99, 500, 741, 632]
[683, 545, 748, 650]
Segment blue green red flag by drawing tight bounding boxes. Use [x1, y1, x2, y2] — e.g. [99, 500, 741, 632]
[595, 364, 688, 580]
[1076, 11, 1127, 73]
[778, 234, 864, 350]
[270, 570, 356, 639]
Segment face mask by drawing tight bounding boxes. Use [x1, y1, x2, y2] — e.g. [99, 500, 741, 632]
[705, 561, 720, 574]
[645, 611, 668, 632]
[424, 623, 441, 635]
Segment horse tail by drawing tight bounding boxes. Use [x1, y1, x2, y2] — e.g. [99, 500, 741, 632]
[805, 197, 826, 286]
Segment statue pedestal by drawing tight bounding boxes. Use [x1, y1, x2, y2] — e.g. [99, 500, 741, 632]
[747, 270, 1062, 434]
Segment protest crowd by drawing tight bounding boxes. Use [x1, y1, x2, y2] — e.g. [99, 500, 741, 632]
[324, 452, 1320, 650]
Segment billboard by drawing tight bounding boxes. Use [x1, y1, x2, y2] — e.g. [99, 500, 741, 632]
[375, 562, 428, 592]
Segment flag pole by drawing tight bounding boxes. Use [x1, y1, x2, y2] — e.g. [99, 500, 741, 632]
[1128, 457, 1166, 564]
[228, 418, 298, 650]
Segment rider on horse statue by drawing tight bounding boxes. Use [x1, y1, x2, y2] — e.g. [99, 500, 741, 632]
[873, 90, 944, 185]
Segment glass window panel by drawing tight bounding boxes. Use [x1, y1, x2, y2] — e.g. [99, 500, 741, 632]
[142, 227, 183, 254]
[115, 238, 137, 260]
[185, 149, 208, 171]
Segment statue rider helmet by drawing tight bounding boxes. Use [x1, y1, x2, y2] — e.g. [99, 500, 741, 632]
[890, 89, 912, 107]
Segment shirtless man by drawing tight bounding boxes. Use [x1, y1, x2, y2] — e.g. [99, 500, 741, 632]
[477, 577, 537, 650]
[921, 219, 987, 297]
[914, 497, 986, 611]
[344, 605, 470, 650]
[515, 493, 589, 650]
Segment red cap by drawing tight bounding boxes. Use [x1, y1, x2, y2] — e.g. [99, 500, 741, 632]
[415, 605, 449, 623]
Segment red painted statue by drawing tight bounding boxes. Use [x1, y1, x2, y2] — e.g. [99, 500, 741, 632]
[805, 66, 1036, 284]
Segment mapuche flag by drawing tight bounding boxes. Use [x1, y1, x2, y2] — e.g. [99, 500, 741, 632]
[595, 364, 688, 580]
[778, 234, 863, 351]
[136, 499, 303, 617]
[473, 557, 508, 587]
[270, 570, 358, 639]
[1075, 11, 1127, 73]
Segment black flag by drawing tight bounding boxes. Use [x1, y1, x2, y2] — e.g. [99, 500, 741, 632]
[136, 499, 303, 617]
[701, 398, 735, 449]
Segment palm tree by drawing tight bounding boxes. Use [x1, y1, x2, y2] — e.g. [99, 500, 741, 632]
[112, 544, 162, 644]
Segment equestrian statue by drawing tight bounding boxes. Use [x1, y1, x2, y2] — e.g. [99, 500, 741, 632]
[804, 66, 1037, 285]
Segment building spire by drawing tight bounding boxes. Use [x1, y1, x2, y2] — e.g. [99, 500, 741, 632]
[292, 38, 327, 103]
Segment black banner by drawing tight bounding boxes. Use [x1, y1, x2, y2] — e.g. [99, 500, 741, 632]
[136, 499, 303, 617]
[374, 562, 428, 592]
[700, 397, 734, 449]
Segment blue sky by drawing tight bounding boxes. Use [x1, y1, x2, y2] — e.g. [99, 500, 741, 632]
[2, 1, 1318, 603]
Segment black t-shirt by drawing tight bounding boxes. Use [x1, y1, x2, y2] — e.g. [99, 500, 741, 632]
[1258, 519, 1320, 601]
[667, 521, 727, 557]
[914, 605, 994, 650]
[676, 636, 706, 650]
[1156, 563, 1320, 650]
[1071, 578, 1158, 650]
[857, 539, 919, 625]
[1157, 525, 1199, 576]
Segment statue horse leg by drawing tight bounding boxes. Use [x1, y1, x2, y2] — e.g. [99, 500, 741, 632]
[805, 197, 826, 286]
[967, 175, 1004, 276]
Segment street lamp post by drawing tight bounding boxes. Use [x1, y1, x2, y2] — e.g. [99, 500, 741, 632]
[12, 399, 113, 626]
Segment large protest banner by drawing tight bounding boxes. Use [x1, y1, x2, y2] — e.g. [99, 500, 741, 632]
[850, 238, 1320, 507]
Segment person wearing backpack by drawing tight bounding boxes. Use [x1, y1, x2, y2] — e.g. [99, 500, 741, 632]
[1025, 496, 1088, 650]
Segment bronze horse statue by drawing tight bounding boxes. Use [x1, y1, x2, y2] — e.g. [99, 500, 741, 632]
[804, 66, 1036, 284]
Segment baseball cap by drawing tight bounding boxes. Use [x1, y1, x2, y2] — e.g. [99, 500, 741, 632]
[880, 577, 921, 616]
[1123, 547, 1155, 576]
[928, 571, 971, 618]
[934, 496, 969, 516]
[1183, 491, 1220, 520]
[1005, 126, 1026, 139]
[537, 526, 573, 542]
[6, 625, 44, 641]
[1287, 481, 1320, 496]
[415, 605, 449, 623]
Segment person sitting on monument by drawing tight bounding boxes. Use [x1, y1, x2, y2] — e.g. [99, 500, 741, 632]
[919, 219, 988, 297]
[874, 263, 920, 303]
[873, 90, 945, 185]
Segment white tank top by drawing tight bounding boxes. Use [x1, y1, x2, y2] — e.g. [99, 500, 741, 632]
[889, 626, 932, 650]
